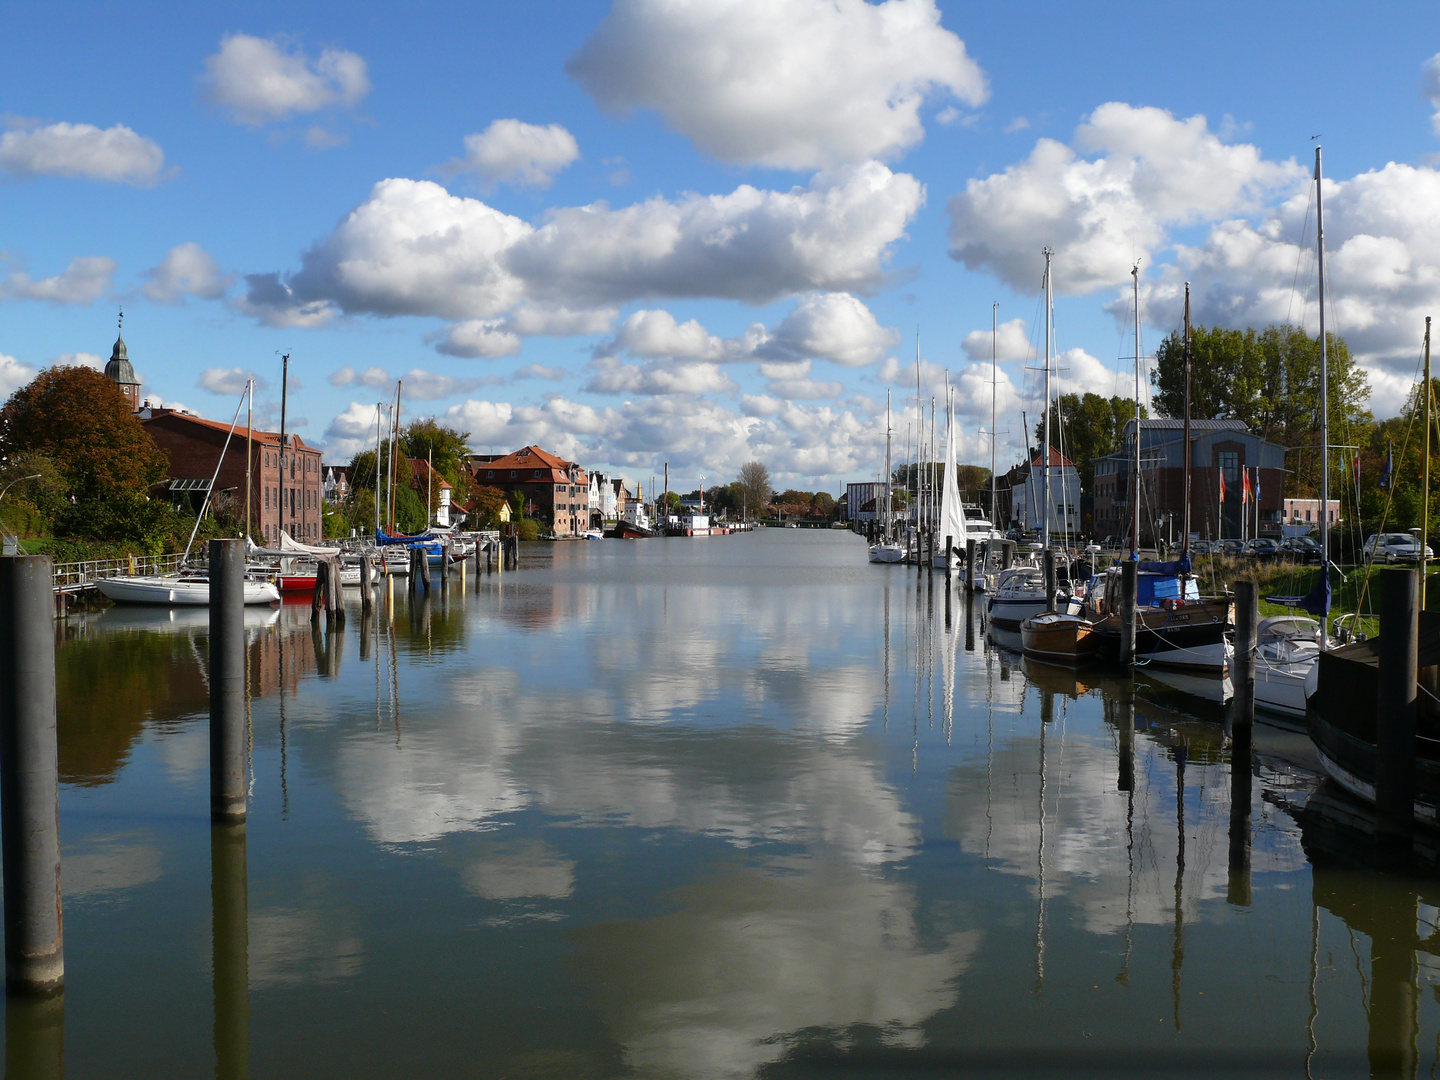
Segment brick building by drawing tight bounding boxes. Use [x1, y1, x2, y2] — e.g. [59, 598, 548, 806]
[1093, 419, 1286, 545]
[467, 445, 590, 538]
[140, 408, 323, 544]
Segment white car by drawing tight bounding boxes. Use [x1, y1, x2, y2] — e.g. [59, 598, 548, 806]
[1363, 532, 1434, 563]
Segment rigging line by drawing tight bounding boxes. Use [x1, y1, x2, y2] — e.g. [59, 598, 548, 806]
[1285, 180, 1319, 333]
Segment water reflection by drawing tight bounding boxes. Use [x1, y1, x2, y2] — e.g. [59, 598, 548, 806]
[570, 861, 979, 1080]
[34, 534, 1440, 1075]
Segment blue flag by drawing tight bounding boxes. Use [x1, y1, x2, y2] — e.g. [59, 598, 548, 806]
[1381, 441, 1393, 488]
[1300, 571, 1332, 618]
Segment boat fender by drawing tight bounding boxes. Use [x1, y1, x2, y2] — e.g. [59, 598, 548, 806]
[1161, 598, 1178, 612]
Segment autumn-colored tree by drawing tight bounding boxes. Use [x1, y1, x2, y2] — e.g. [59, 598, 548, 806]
[469, 485, 507, 528]
[0, 365, 167, 500]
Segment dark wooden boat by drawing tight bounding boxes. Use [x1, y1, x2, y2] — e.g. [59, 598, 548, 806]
[1305, 610, 1440, 825]
[1019, 612, 1098, 664]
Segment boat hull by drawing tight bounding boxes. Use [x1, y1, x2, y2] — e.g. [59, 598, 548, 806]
[1092, 602, 1231, 672]
[96, 576, 281, 606]
[1020, 615, 1098, 664]
[868, 544, 905, 564]
[986, 597, 1048, 630]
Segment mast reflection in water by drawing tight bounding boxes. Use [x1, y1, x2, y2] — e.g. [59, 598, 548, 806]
[16, 532, 1436, 1077]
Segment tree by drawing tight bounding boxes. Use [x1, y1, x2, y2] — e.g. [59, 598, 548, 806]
[1033, 393, 1144, 495]
[469, 485, 507, 528]
[737, 461, 771, 517]
[1151, 324, 1371, 496]
[0, 365, 167, 501]
[399, 418, 472, 506]
[811, 491, 836, 518]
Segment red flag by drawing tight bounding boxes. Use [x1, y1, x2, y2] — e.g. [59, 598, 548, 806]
[1242, 468, 1251, 504]
[1219, 468, 1226, 502]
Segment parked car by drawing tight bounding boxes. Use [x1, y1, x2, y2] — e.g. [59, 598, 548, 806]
[1189, 539, 1214, 555]
[1217, 539, 1245, 556]
[1363, 533, 1434, 563]
[1280, 536, 1323, 564]
[1245, 537, 1281, 560]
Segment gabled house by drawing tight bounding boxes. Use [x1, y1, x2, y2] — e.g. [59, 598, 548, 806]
[467, 446, 590, 538]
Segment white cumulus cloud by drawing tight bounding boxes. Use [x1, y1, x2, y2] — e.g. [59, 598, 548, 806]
[962, 317, 1032, 364]
[142, 242, 232, 303]
[567, 0, 986, 168]
[443, 119, 580, 188]
[0, 121, 165, 184]
[197, 367, 267, 395]
[584, 356, 737, 396]
[328, 365, 390, 389]
[242, 166, 922, 328]
[758, 291, 900, 367]
[0, 353, 37, 397]
[202, 33, 370, 125]
[947, 102, 1305, 295]
[2, 256, 115, 305]
[323, 401, 387, 459]
[431, 321, 523, 359]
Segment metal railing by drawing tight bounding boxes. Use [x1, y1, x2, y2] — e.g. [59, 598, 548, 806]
[51, 553, 187, 593]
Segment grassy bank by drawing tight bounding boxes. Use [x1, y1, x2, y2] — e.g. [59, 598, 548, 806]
[1187, 555, 1440, 632]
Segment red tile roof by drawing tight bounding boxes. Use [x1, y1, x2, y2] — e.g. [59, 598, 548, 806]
[469, 445, 584, 485]
[142, 409, 316, 450]
[1029, 446, 1074, 468]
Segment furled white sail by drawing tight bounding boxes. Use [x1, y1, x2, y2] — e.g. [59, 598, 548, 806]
[937, 390, 967, 561]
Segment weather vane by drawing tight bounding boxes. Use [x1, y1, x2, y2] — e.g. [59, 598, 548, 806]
[118, 306, 123, 332]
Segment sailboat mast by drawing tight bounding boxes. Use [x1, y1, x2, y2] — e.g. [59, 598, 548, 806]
[279, 352, 289, 544]
[1425, 317, 1432, 608]
[1042, 248, 1053, 552]
[1183, 284, 1193, 554]
[390, 379, 404, 534]
[1315, 146, 1330, 593]
[991, 302, 998, 531]
[1131, 264, 1142, 558]
[245, 379, 253, 544]
[374, 403, 383, 538]
[885, 390, 893, 541]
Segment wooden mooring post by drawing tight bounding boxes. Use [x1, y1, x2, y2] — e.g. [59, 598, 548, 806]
[1228, 580, 1257, 903]
[210, 540, 246, 823]
[1376, 567, 1420, 848]
[1119, 561, 1138, 666]
[0, 556, 64, 994]
[964, 538, 976, 593]
[944, 534, 953, 582]
[1042, 550, 1056, 612]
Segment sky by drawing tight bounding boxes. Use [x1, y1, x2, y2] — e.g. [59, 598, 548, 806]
[4, 1, 1440, 494]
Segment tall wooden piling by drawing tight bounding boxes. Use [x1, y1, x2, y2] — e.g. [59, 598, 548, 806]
[1228, 580, 1256, 902]
[440, 540, 450, 595]
[1042, 549, 1056, 612]
[965, 538, 976, 592]
[418, 547, 432, 593]
[211, 821, 249, 1080]
[359, 555, 374, 616]
[944, 534, 953, 581]
[210, 539, 246, 823]
[1376, 567, 1420, 846]
[0, 556, 64, 995]
[1119, 561, 1138, 666]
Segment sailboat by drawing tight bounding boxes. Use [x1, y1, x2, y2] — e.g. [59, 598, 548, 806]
[870, 390, 906, 563]
[96, 383, 280, 607]
[932, 384, 967, 572]
[988, 249, 1065, 628]
[1085, 269, 1230, 670]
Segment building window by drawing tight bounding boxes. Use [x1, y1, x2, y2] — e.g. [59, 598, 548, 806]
[487, 470, 494, 478]
[534, 470, 542, 478]
[1219, 451, 1239, 483]
[1306, 509, 1312, 522]
[510, 471, 517, 478]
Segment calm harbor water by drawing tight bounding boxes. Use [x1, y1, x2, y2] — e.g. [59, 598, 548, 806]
[16, 529, 1439, 1077]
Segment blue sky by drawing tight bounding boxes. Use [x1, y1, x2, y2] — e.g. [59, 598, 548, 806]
[4, 1, 1440, 492]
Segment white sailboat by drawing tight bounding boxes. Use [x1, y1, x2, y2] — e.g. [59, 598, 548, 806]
[96, 383, 281, 607]
[989, 249, 1060, 628]
[932, 384, 967, 573]
[870, 390, 905, 563]
[1262, 146, 1337, 714]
